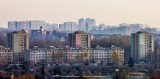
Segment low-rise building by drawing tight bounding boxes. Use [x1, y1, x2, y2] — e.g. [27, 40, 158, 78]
[127, 72, 149, 79]
[24, 45, 124, 64]
[93, 46, 109, 63]
[108, 45, 124, 64]
[0, 46, 13, 64]
[24, 46, 46, 63]
[93, 45, 124, 64]
[65, 48, 93, 63]
[48, 47, 65, 63]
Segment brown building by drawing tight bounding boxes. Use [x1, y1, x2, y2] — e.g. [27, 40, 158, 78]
[68, 31, 91, 49]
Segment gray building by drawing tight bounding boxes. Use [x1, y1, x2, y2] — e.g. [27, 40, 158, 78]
[8, 20, 57, 31]
[7, 29, 29, 62]
[131, 31, 154, 62]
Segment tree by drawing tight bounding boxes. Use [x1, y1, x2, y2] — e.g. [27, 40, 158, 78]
[53, 65, 62, 75]
[121, 69, 128, 79]
[53, 50, 65, 64]
[91, 35, 131, 63]
[20, 61, 29, 71]
[113, 72, 120, 79]
[41, 64, 45, 78]
[151, 71, 160, 79]
[110, 50, 122, 67]
[128, 57, 134, 67]
[76, 52, 88, 63]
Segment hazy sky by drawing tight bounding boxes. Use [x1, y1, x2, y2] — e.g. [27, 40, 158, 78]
[0, 0, 160, 28]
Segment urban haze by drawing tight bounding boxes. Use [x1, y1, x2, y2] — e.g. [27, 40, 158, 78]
[0, 0, 160, 79]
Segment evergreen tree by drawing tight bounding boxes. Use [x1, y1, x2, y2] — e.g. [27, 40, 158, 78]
[128, 57, 134, 67]
[41, 64, 45, 78]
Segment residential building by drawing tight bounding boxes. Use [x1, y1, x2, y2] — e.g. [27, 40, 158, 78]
[65, 48, 93, 63]
[59, 24, 65, 31]
[46, 46, 67, 63]
[78, 18, 85, 31]
[51, 24, 59, 30]
[23, 45, 124, 64]
[78, 18, 96, 32]
[8, 20, 56, 31]
[0, 46, 13, 64]
[154, 34, 160, 62]
[30, 26, 46, 41]
[7, 29, 29, 62]
[24, 46, 93, 64]
[64, 22, 78, 32]
[127, 72, 148, 79]
[68, 31, 91, 49]
[93, 45, 124, 63]
[8, 21, 18, 31]
[108, 45, 124, 64]
[131, 31, 154, 62]
[46, 46, 55, 63]
[93, 46, 108, 63]
[24, 46, 46, 63]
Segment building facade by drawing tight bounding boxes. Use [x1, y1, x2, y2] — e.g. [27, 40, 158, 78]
[93, 45, 124, 64]
[0, 46, 13, 64]
[64, 22, 78, 32]
[24, 45, 124, 64]
[68, 31, 91, 49]
[7, 29, 29, 62]
[30, 26, 46, 41]
[8, 20, 57, 31]
[24, 46, 46, 63]
[78, 18, 96, 32]
[65, 48, 93, 63]
[131, 31, 154, 62]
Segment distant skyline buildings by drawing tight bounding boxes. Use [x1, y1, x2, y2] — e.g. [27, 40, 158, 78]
[3, 19, 160, 29]
[5, 18, 160, 31]
[59, 22, 78, 32]
[8, 18, 96, 32]
[1, 0, 160, 28]
[30, 26, 46, 41]
[7, 18, 160, 36]
[8, 20, 57, 31]
[78, 18, 96, 32]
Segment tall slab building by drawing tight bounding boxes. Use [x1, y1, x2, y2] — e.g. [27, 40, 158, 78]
[7, 29, 29, 62]
[131, 31, 154, 62]
[68, 31, 91, 49]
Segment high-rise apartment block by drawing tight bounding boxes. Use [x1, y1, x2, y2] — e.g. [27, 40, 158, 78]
[64, 22, 78, 32]
[131, 31, 154, 62]
[58, 22, 78, 32]
[68, 31, 91, 49]
[7, 29, 29, 61]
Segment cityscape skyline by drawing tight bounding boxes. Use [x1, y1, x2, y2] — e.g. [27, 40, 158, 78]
[1, 0, 160, 78]
[0, 0, 160, 28]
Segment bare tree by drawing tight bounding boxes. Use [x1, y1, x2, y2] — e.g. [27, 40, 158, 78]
[53, 50, 65, 64]
[110, 50, 122, 67]
[76, 52, 89, 63]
